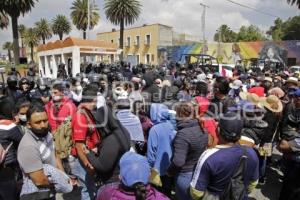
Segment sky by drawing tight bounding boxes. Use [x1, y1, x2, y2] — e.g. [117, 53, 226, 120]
[0, 0, 299, 54]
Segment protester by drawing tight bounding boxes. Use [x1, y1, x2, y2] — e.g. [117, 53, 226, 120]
[147, 103, 176, 196]
[168, 102, 208, 200]
[87, 105, 131, 186]
[97, 152, 169, 200]
[190, 112, 259, 200]
[116, 97, 145, 146]
[13, 98, 31, 134]
[0, 98, 24, 200]
[208, 76, 235, 119]
[194, 81, 219, 146]
[17, 104, 65, 200]
[45, 82, 77, 133]
[69, 84, 100, 200]
[278, 88, 300, 200]
[70, 77, 83, 106]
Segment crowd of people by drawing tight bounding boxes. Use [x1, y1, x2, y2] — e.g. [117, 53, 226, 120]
[0, 62, 299, 200]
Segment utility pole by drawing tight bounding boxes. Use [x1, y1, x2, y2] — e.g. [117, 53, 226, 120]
[200, 3, 209, 55]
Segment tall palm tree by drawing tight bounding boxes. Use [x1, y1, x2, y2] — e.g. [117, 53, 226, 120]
[2, 42, 13, 62]
[23, 27, 39, 62]
[70, 0, 100, 39]
[52, 15, 71, 40]
[0, 0, 38, 64]
[18, 24, 26, 49]
[104, 0, 141, 60]
[287, 0, 300, 9]
[35, 18, 52, 44]
[0, 11, 9, 29]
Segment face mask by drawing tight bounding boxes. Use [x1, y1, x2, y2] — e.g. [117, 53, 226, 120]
[52, 95, 62, 102]
[30, 127, 49, 138]
[76, 86, 82, 91]
[19, 114, 27, 122]
[40, 85, 46, 90]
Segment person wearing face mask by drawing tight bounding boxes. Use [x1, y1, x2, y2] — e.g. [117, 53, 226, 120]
[69, 84, 101, 200]
[70, 78, 83, 106]
[30, 78, 51, 105]
[17, 104, 66, 200]
[45, 83, 77, 133]
[13, 98, 31, 134]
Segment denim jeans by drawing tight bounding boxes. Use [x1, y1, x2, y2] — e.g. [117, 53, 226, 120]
[68, 156, 97, 200]
[175, 172, 193, 200]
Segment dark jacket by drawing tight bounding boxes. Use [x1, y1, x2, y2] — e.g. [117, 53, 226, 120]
[0, 120, 23, 166]
[168, 119, 208, 175]
[142, 72, 161, 103]
[241, 119, 268, 145]
[261, 109, 280, 144]
[88, 106, 131, 184]
[208, 96, 235, 120]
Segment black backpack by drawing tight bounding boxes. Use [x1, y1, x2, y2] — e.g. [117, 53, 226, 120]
[221, 147, 248, 200]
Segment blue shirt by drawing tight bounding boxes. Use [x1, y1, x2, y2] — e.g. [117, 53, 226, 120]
[191, 145, 259, 196]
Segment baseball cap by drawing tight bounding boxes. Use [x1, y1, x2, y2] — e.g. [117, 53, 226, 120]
[219, 112, 244, 140]
[120, 152, 150, 187]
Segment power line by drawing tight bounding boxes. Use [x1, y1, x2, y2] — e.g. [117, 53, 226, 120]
[224, 0, 279, 18]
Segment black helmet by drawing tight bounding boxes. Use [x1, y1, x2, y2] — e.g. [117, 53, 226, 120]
[7, 75, 18, 89]
[88, 74, 100, 84]
[102, 68, 110, 74]
[37, 78, 49, 87]
[19, 77, 30, 87]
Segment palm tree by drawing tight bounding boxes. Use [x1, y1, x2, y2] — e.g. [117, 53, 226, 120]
[0, 0, 38, 64]
[287, 0, 300, 9]
[52, 15, 71, 40]
[70, 0, 100, 39]
[2, 42, 13, 62]
[0, 12, 9, 29]
[18, 24, 26, 49]
[35, 18, 52, 44]
[23, 27, 39, 62]
[104, 0, 141, 60]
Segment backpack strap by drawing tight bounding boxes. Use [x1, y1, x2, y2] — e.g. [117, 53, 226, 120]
[78, 108, 100, 140]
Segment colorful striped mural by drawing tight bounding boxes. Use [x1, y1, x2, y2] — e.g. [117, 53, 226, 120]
[158, 40, 300, 66]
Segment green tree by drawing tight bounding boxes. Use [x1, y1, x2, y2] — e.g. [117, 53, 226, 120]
[282, 16, 300, 40]
[104, 0, 141, 60]
[267, 18, 284, 41]
[52, 15, 71, 40]
[214, 25, 237, 43]
[2, 42, 13, 62]
[0, 11, 9, 29]
[0, 0, 38, 64]
[70, 0, 100, 39]
[35, 18, 52, 44]
[24, 27, 39, 62]
[236, 25, 266, 42]
[287, 0, 300, 9]
[18, 24, 26, 48]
